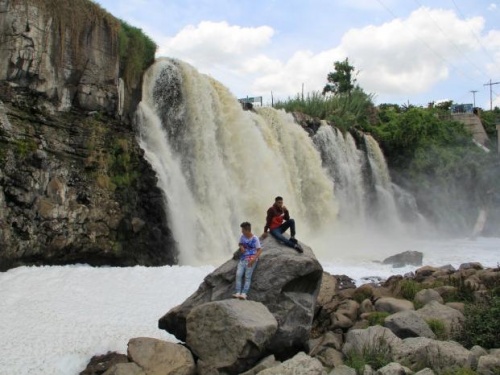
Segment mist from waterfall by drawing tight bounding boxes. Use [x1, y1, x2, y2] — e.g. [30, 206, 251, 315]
[136, 59, 337, 265]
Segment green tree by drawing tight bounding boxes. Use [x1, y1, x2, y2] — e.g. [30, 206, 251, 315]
[322, 58, 357, 96]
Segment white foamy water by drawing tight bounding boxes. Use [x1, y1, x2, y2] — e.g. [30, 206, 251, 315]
[0, 236, 498, 375]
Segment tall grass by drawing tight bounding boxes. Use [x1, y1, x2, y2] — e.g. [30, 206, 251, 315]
[274, 88, 375, 131]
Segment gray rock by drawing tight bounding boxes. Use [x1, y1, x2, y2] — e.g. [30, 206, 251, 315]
[331, 312, 354, 330]
[471, 345, 489, 369]
[239, 355, 281, 375]
[445, 302, 465, 313]
[415, 301, 464, 337]
[438, 264, 456, 271]
[103, 363, 145, 375]
[375, 362, 413, 375]
[459, 262, 483, 270]
[337, 300, 360, 321]
[159, 236, 323, 358]
[393, 337, 473, 371]
[329, 365, 357, 375]
[382, 251, 423, 267]
[186, 300, 277, 373]
[258, 352, 326, 375]
[361, 299, 375, 314]
[314, 347, 344, 368]
[414, 289, 443, 305]
[477, 355, 500, 375]
[375, 298, 414, 314]
[342, 326, 402, 358]
[127, 338, 195, 375]
[384, 310, 436, 339]
[413, 369, 435, 375]
[318, 272, 338, 306]
[489, 349, 500, 357]
[310, 331, 344, 357]
[363, 365, 375, 375]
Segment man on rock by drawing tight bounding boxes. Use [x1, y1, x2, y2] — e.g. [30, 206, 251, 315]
[262, 196, 303, 253]
[233, 221, 262, 300]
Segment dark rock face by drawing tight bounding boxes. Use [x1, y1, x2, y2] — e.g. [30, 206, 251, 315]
[0, 101, 177, 270]
[159, 236, 323, 360]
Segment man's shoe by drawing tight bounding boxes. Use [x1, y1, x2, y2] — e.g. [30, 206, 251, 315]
[232, 293, 241, 299]
[294, 244, 303, 253]
[239, 293, 247, 300]
[290, 237, 298, 244]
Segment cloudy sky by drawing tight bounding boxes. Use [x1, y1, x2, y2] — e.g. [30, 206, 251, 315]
[98, 0, 500, 108]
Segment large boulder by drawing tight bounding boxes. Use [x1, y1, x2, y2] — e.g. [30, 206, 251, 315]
[415, 301, 464, 337]
[392, 337, 473, 371]
[186, 300, 277, 374]
[382, 251, 423, 267]
[375, 362, 413, 375]
[477, 354, 500, 375]
[342, 326, 402, 358]
[383, 310, 436, 339]
[127, 338, 195, 375]
[414, 289, 444, 305]
[258, 352, 326, 375]
[375, 298, 414, 314]
[159, 236, 323, 358]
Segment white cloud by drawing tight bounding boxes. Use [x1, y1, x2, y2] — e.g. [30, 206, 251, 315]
[154, 7, 498, 101]
[488, 3, 497, 11]
[252, 8, 486, 97]
[158, 21, 274, 70]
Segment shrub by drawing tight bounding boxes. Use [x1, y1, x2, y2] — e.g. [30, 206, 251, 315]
[118, 20, 157, 87]
[352, 287, 373, 304]
[367, 312, 390, 326]
[459, 295, 500, 349]
[399, 279, 423, 300]
[344, 336, 392, 374]
[426, 319, 447, 340]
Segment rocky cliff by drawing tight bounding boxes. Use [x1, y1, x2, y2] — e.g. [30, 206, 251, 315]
[0, 0, 177, 270]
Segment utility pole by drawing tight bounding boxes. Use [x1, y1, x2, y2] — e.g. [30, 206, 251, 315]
[484, 79, 500, 110]
[470, 90, 478, 107]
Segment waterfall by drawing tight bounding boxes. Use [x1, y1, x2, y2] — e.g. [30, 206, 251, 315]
[136, 59, 338, 265]
[313, 124, 424, 235]
[313, 125, 366, 224]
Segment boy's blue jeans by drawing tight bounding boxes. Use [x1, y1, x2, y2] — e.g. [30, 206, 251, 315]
[270, 218, 296, 248]
[235, 258, 257, 295]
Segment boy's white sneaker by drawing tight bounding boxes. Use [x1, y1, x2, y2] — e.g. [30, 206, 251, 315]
[239, 293, 247, 300]
[232, 293, 241, 299]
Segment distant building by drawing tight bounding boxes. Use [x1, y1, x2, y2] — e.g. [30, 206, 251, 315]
[450, 103, 474, 114]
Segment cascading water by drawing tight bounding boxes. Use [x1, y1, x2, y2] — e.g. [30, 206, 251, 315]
[136, 58, 338, 265]
[313, 125, 366, 225]
[313, 124, 424, 235]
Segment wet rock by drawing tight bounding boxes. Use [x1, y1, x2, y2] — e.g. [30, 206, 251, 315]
[383, 251, 423, 267]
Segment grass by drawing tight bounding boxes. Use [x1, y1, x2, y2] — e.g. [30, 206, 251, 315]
[399, 279, 423, 301]
[273, 88, 375, 131]
[344, 336, 393, 374]
[367, 312, 390, 326]
[426, 319, 448, 340]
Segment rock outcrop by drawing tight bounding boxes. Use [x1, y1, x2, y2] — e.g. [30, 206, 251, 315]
[0, 0, 120, 113]
[159, 236, 323, 360]
[382, 251, 423, 267]
[0, 0, 174, 270]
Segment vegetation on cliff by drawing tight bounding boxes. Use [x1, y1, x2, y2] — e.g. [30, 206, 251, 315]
[276, 59, 500, 235]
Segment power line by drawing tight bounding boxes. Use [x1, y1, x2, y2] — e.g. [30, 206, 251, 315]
[374, 0, 477, 82]
[450, 0, 499, 69]
[484, 79, 500, 110]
